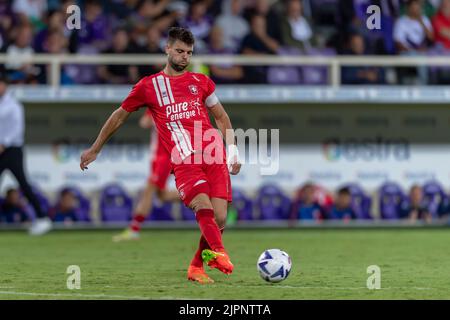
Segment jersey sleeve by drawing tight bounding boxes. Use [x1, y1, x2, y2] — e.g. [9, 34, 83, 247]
[204, 76, 219, 108]
[120, 78, 150, 112]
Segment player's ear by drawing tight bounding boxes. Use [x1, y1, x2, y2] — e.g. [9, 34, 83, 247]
[165, 44, 170, 55]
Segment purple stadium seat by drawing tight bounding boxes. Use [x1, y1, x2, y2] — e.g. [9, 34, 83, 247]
[147, 197, 174, 221]
[378, 182, 406, 219]
[179, 189, 254, 221]
[422, 181, 447, 218]
[99, 184, 132, 222]
[19, 185, 51, 222]
[58, 186, 92, 222]
[301, 47, 336, 85]
[180, 205, 196, 221]
[232, 188, 254, 220]
[340, 183, 372, 219]
[256, 184, 291, 220]
[267, 47, 302, 84]
[427, 46, 450, 83]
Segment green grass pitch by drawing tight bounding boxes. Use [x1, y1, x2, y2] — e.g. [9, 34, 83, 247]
[1, 229, 450, 299]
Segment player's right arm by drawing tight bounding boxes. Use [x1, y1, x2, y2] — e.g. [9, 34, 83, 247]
[80, 78, 150, 171]
[80, 108, 130, 170]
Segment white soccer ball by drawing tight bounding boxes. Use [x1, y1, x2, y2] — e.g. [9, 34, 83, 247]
[257, 249, 292, 283]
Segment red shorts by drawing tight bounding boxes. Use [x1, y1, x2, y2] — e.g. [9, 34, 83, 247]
[173, 158, 232, 207]
[148, 145, 171, 190]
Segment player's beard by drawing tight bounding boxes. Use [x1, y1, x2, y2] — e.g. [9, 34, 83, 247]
[168, 57, 188, 72]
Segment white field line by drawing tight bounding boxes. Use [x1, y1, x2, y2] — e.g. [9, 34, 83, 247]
[0, 285, 435, 300]
[217, 285, 434, 291]
[101, 284, 435, 291]
[0, 290, 207, 300]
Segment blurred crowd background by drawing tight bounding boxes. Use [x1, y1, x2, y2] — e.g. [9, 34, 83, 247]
[2, 0, 450, 85]
[2, 0, 450, 227]
[1, 181, 449, 225]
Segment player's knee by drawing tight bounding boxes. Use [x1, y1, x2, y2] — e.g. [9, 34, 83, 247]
[189, 194, 213, 212]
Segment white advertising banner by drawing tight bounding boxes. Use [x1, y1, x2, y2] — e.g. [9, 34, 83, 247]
[1, 144, 450, 195]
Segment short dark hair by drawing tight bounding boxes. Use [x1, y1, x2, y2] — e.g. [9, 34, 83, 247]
[167, 27, 195, 46]
[406, 0, 420, 7]
[6, 188, 18, 197]
[337, 187, 351, 196]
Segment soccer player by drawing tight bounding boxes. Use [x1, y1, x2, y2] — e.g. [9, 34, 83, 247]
[80, 27, 241, 284]
[112, 109, 179, 242]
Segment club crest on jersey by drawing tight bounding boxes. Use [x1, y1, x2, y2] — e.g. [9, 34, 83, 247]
[188, 85, 198, 95]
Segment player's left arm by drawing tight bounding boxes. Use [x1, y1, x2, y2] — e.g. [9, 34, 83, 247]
[209, 102, 241, 175]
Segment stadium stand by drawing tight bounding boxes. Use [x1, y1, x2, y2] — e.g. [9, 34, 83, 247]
[0, 0, 447, 86]
[2, 0, 450, 228]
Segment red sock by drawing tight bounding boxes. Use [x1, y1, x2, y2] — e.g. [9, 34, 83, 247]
[130, 213, 146, 232]
[190, 227, 225, 267]
[195, 209, 225, 253]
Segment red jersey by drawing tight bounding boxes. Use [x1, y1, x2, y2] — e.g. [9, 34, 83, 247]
[121, 71, 222, 164]
[433, 12, 450, 49]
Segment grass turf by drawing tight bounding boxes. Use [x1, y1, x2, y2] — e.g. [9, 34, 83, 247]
[0, 229, 450, 300]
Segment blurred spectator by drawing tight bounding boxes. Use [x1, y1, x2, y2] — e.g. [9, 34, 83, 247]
[182, 0, 213, 53]
[0, 0, 16, 51]
[432, 0, 450, 49]
[109, 0, 142, 20]
[208, 25, 244, 84]
[290, 183, 326, 221]
[150, 1, 189, 33]
[76, 0, 111, 53]
[329, 187, 356, 221]
[400, 185, 432, 222]
[244, 0, 283, 43]
[341, 33, 385, 84]
[394, 0, 434, 84]
[215, 0, 249, 53]
[59, 0, 79, 53]
[38, 30, 75, 84]
[127, 0, 171, 29]
[240, 14, 280, 83]
[130, 26, 165, 81]
[0, 188, 28, 223]
[241, 14, 280, 54]
[398, 0, 440, 18]
[374, 0, 402, 19]
[5, 24, 40, 84]
[97, 28, 134, 84]
[394, 0, 434, 53]
[280, 0, 314, 51]
[51, 189, 78, 224]
[34, 10, 65, 52]
[12, 0, 47, 27]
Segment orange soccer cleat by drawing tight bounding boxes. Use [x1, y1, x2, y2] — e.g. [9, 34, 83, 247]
[201, 249, 234, 275]
[187, 265, 215, 284]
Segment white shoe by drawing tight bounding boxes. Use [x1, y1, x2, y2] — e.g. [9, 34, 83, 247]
[29, 217, 52, 236]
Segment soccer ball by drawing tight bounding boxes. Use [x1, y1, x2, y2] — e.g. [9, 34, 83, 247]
[257, 249, 292, 283]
